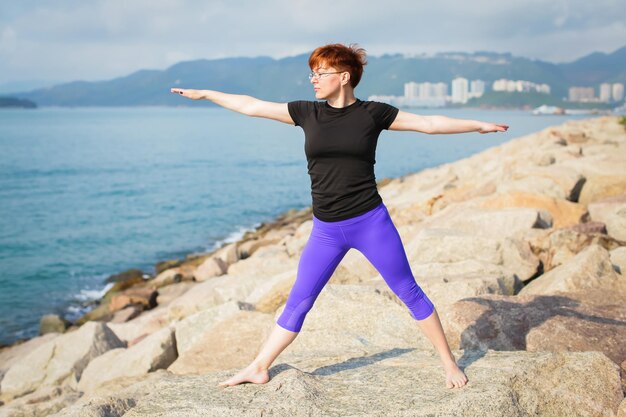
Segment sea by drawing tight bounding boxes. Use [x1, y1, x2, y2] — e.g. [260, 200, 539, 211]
[0, 105, 597, 346]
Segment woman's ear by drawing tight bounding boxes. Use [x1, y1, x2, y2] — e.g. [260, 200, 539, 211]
[341, 72, 351, 86]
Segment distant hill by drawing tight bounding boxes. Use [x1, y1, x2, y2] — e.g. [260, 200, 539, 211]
[558, 45, 626, 85]
[9, 45, 626, 107]
[0, 79, 66, 95]
[0, 97, 37, 109]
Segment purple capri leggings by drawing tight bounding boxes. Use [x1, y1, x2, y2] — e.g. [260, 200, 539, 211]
[277, 201, 435, 332]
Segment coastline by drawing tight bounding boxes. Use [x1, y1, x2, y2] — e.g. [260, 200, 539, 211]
[1, 115, 625, 414]
[0, 203, 316, 350]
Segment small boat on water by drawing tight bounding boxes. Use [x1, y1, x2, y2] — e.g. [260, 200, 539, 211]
[613, 105, 626, 115]
[532, 104, 565, 115]
[532, 104, 615, 116]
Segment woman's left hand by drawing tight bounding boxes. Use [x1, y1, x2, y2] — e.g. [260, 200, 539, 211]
[478, 123, 509, 134]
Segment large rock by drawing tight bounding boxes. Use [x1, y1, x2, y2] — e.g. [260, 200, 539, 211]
[154, 281, 195, 306]
[149, 265, 195, 289]
[236, 235, 286, 259]
[588, 195, 626, 224]
[110, 305, 143, 323]
[409, 260, 505, 280]
[166, 275, 252, 321]
[173, 302, 241, 355]
[477, 191, 587, 228]
[497, 176, 570, 200]
[611, 246, 626, 275]
[0, 321, 125, 402]
[0, 385, 82, 417]
[52, 349, 623, 417]
[77, 325, 177, 393]
[523, 226, 622, 272]
[109, 286, 158, 312]
[169, 310, 274, 375]
[519, 244, 626, 295]
[193, 256, 228, 281]
[525, 290, 626, 366]
[0, 333, 60, 387]
[243, 269, 297, 313]
[419, 204, 553, 240]
[276, 285, 434, 359]
[441, 289, 626, 365]
[420, 182, 498, 217]
[404, 227, 540, 282]
[578, 175, 626, 205]
[379, 165, 459, 210]
[167, 247, 299, 321]
[589, 195, 626, 241]
[558, 151, 626, 205]
[39, 314, 69, 335]
[605, 206, 626, 241]
[226, 244, 298, 279]
[107, 304, 171, 345]
[406, 227, 502, 265]
[503, 165, 585, 201]
[379, 166, 481, 226]
[211, 242, 239, 266]
[279, 219, 313, 258]
[366, 273, 520, 316]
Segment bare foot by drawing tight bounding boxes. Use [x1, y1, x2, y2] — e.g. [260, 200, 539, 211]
[443, 362, 468, 389]
[217, 363, 270, 388]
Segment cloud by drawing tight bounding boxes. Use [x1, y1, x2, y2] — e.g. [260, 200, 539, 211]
[0, 0, 624, 84]
[0, 26, 17, 53]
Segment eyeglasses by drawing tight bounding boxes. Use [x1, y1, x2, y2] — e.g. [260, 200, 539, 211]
[308, 71, 343, 81]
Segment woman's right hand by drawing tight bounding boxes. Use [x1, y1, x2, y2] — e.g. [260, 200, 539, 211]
[170, 88, 204, 100]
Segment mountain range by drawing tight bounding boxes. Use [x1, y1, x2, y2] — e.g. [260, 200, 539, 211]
[7, 45, 626, 107]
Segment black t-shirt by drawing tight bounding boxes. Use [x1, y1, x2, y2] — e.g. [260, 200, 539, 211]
[287, 98, 399, 222]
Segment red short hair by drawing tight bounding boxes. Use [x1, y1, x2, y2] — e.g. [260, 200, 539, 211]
[308, 43, 367, 88]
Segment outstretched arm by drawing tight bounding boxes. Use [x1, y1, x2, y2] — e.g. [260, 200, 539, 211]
[389, 110, 509, 134]
[170, 88, 294, 125]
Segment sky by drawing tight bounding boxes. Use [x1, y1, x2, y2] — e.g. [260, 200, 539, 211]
[1, 0, 625, 88]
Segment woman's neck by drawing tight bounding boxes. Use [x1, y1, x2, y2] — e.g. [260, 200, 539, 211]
[326, 90, 357, 108]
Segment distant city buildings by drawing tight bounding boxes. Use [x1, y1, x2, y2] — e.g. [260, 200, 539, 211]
[367, 76, 625, 108]
[403, 81, 448, 106]
[600, 83, 612, 102]
[470, 80, 485, 97]
[451, 77, 469, 104]
[568, 87, 595, 102]
[368, 77, 485, 107]
[492, 79, 551, 94]
[568, 82, 624, 103]
[613, 83, 624, 102]
[368, 76, 554, 108]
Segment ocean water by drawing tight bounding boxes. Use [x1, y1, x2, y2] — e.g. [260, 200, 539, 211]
[0, 105, 594, 345]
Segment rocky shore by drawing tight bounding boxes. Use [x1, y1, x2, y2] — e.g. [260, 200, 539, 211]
[1, 116, 626, 416]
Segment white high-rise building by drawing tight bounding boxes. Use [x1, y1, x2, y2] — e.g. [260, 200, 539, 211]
[451, 77, 469, 103]
[492, 79, 506, 91]
[418, 82, 434, 98]
[470, 80, 485, 96]
[492, 79, 519, 92]
[600, 83, 612, 102]
[507, 80, 518, 92]
[404, 82, 419, 99]
[432, 82, 448, 98]
[492, 78, 550, 94]
[569, 87, 595, 102]
[537, 84, 551, 94]
[612, 83, 624, 102]
[397, 81, 448, 107]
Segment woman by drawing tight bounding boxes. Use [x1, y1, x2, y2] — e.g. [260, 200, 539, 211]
[171, 43, 508, 390]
